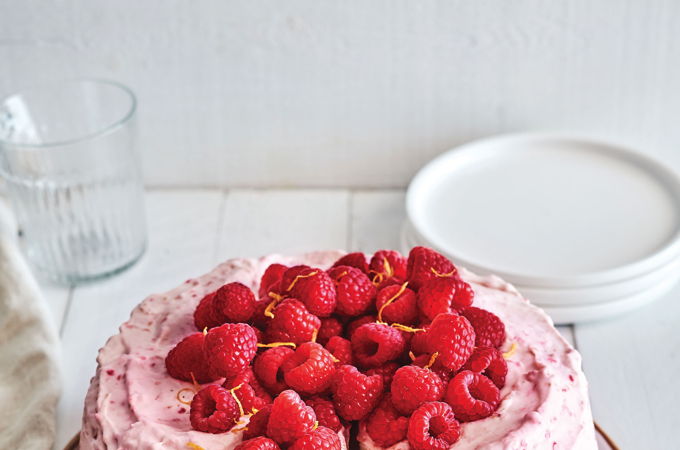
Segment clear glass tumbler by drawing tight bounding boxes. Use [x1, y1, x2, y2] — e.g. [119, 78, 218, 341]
[0, 79, 147, 283]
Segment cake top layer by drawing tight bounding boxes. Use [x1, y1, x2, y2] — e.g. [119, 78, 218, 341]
[80, 250, 595, 449]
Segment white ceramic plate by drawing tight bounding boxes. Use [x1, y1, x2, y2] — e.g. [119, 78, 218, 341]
[406, 133, 680, 288]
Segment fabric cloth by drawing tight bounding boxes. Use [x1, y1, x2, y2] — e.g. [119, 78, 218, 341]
[0, 202, 61, 449]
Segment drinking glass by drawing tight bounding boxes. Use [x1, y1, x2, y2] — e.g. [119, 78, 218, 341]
[0, 79, 147, 283]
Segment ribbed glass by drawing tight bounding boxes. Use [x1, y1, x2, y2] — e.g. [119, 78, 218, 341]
[0, 80, 146, 283]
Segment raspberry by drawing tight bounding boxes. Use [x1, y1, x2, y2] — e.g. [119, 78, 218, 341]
[426, 313, 475, 372]
[224, 368, 272, 412]
[331, 365, 383, 421]
[259, 263, 288, 297]
[251, 297, 271, 329]
[452, 279, 474, 312]
[345, 315, 376, 340]
[461, 307, 506, 349]
[266, 390, 317, 445]
[411, 354, 451, 385]
[289, 426, 341, 450]
[235, 436, 280, 450]
[363, 394, 409, 447]
[325, 336, 353, 365]
[369, 250, 407, 287]
[243, 403, 272, 440]
[331, 252, 369, 274]
[445, 370, 500, 422]
[417, 277, 457, 321]
[204, 323, 258, 378]
[406, 247, 457, 290]
[316, 317, 343, 345]
[189, 385, 240, 433]
[282, 266, 336, 317]
[328, 266, 377, 317]
[194, 292, 222, 331]
[165, 333, 217, 383]
[281, 342, 337, 395]
[306, 396, 343, 432]
[407, 402, 461, 449]
[266, 299, 321, 345]
[365, 362, 399, 390]
[253, 346, 294, 395]
[390, 365, 445, 415]
[376, 283, 418, 325]
[212, 282, 257, 323]
[409, 325, 430, 355]
[462, 347, 507, 389]
[351, 322, 406, 368]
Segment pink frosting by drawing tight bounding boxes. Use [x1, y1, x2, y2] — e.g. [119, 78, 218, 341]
[80, 251, 596, 449]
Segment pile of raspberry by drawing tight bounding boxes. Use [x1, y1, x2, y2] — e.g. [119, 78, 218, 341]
[165, 247, 508, 450]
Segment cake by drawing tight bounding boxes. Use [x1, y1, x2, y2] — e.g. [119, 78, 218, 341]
[79, 248, 596, 449]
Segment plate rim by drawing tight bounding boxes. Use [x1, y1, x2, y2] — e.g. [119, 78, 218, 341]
[406, 132, 680, 288]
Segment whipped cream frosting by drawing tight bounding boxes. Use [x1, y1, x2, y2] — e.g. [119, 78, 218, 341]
[80, 251, 596, 449]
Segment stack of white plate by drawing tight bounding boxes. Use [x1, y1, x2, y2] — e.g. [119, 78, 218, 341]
[403, 133, 680, 324]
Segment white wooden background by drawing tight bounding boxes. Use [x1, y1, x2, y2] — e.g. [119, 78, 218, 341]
[36, 188, 677, 450]
[2, 1, 680, 188]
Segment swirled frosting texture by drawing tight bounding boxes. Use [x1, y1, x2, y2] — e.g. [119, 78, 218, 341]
[80, 252, 595, 449]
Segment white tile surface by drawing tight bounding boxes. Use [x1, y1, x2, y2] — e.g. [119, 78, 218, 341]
[3, 2, 680, 188]
[50, 188, 674, 449]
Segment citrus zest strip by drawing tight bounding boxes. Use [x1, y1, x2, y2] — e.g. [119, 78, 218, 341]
[229, 383, 245, 416]
[264, 297, 281, 319]
[312, 420, 319, 431]
[330, 354, 340, 363]
[431, 267, 455, 278]
[176, 388, 195, 406]
[383, 258, 394, 278]
[189, 372, 201, 392]
[311, 328, 319, 343]
[286, 270, 319, 292]
[376, 282, 408, 323]
[257, 342, 296, 349]
[503, 342, 518, 359]
[186, 443, 205, 450]
[408, 351, 416, 361]
[424, 352, 439, 369]
[390, 323, 424, 333]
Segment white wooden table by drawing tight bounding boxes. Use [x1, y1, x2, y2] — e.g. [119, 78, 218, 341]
[43, 188, 678, 449]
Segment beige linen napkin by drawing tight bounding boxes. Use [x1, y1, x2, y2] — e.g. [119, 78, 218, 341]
[0, 202, 61, 449]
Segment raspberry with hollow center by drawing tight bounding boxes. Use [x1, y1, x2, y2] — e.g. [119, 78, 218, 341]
[407, 401, 461, 449]
[266, 390, 317, 445]
[265, 299, 321, 345]
[351, 322, 406, 368]
[462, 307, 507, 349]
[212, 282, 257, 323]
[426, 313, 475, 372]
[445, 370, 500, 422]
[406, 246, 457, 290]
[194, 292, 222, 331]
[325, 336, 353, 366]
[189, 385, 240, 433]
[235, 436, 281, 450]
[316, 317, 344, 345]
[281, 342, 337, 395]
[462, 346, 508, 389]
[332, 252, 369, 274]
[331, 365, 383, 421]
[204, 323, 258, 378]
[242, 403, 272, 440]
[282, 265, 337, 317]
[289, 426, 342, 450]
[253, 346, 294, 395]
[328, 266, 377, 317]
[390, 365, 446, 415]
[259, 263, 288, 298]
[363, 394, 409, 447]
[165, 332, 218, 383]
[376, 283, 418, 325]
